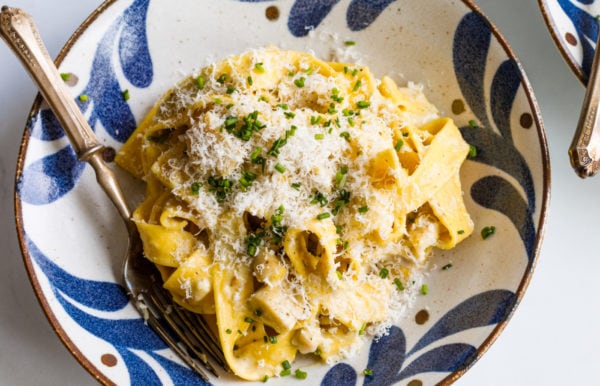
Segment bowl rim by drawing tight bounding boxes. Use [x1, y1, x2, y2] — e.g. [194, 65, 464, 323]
[537, 0, 587, 85]
[12, 0, 551, 385]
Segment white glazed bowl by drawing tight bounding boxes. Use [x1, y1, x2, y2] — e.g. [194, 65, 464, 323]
[15, 0, 549, 385]
[539, 0, 600, 84]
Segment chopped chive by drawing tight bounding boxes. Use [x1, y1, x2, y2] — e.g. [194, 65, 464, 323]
[336, 271, 343, 280]
[280, 369, 292, 377]
[277, 103, 289, 110]
[310, 115, 322, 125]
[359, 323, 366, 335]
[244, 317, 255, 323]
[481, 226, 496, 239]
[421, 284, 429, 295]
[291, 182, 301, 190]
[60, 72, 71, 81]
[282, 360, 291, 370]
[295, 369, 307, 379]
[294, 77, 306, 87]
[226, 86, 236, 94]
[468, 119, 478, 128]
[356, 101, 370, 109]
[262, 375, 269, 383]
[379, 268, 389, 279]
[468, 144, 477, 158]
[190, 182, 202, 195]
[247, 76, 253, 85]
[274, 163, 286, 173]
[255, 62, 265, 73]
[258, 95, 268, 102]
[78, 94, 89, 102]
[394, 139, 403, 151]
[196, 75, 206, 89]
[340, 131, 351, 142]
[269, 336, 278, 344]
[314, 133, 325, 140]
[353, 80, 362, 92]
[122, 89, 130, 101]
[442, 263, 453, 270]
[358, 206, 369, 213]
[348, 117, 355, 127]
[352, 68, 359, 77]
[304, 67, 314, 75]
[393, 278, 404, 291]
[457, 229, 465, 235]
[364, 369, 373, 376]
[316, 212, 331, 220]
[214, 97, 222, 104]
[344, 66, 349, 74]
[216, 73, 227, 84]
[284, 111, 296, 119]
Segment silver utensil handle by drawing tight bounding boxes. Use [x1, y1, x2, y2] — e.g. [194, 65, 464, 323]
[0, 6, 132, 221]
[569, 31, 600, 178]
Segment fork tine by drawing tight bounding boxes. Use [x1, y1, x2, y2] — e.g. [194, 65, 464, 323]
[145, 286, 222, 378]
[137, 292, 212, 381]
[170, 303, 230, 372]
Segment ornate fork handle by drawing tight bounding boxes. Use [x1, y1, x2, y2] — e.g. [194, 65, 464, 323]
[569, 29, 600, 178]
[0, 6, 131, 222]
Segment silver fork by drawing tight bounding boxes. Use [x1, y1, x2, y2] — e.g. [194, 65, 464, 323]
[0, 6, 227, 381]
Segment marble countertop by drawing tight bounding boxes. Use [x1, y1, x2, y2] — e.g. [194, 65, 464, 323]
[1, 0, 598, 385]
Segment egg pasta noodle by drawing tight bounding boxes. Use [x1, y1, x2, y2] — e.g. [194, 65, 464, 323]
[116, 48, 474, 381]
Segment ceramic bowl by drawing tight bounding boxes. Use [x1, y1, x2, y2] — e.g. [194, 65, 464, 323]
[539, 0, 600, 84]
[14, 0, 549, 384]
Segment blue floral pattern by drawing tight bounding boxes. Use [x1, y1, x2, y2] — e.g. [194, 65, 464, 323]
[556, 0, 597, 82]
[16, 1, 542, 385]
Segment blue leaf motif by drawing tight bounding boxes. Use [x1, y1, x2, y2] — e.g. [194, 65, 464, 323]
[471, 176, 536, 259]
[459, 126, 535, 212]
[346, 0, 396, 31]
[398, 343, 477, 381]
[408, 290, 515, 356]
[26, 235, 129, 311]
[363, 326, 406, 386]
[148, 352, 210, 385]
[453, 12, 493, 130]
[20, 0, 152, 205]
[288, 0, 341, 37]
[119, 0, 153, 88]
[17, 146, 85, 205]
[558, 0, 598, 82]
[490, 60, 521, 142]
[30, 109, 64, 141]
[321, 363, 357, 386]
[26, 235, 210, 384]
[118, 348, 164, 385]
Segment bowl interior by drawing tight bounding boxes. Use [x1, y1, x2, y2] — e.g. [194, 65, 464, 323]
[15, 0, 548, 385]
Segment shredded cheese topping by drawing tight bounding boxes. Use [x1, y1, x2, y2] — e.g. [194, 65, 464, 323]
[116, 47, 474, 381]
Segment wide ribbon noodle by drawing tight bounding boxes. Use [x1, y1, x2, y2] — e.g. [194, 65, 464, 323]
[116, 48, 474, 381]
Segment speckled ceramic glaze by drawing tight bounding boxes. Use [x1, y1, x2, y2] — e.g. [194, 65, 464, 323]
[14, 0, 549, 385]
[539, 0, 600, 84]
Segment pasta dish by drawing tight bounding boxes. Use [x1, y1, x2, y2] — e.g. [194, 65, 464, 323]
[116, 47, 474, 381]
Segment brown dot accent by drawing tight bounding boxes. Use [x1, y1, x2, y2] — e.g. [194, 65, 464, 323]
[415, 309, 430, 325]
[102, 146, 116, 162]
[265, 5, 280, 21]
[565, 32, 577, 46]
[520, 112, 533, 129]
[407, 380, 423, 386]
[451, 99, 465, 115]
[101, 353, 117, 367]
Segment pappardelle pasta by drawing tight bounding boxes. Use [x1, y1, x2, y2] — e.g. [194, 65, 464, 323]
[116, 47, 474, 381]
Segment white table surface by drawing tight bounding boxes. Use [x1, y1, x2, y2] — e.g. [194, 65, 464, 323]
[1, 0, 598, 385]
